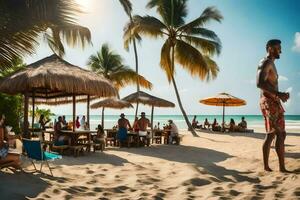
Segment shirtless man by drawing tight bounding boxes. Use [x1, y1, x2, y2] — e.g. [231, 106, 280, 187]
[137, 112, 151, 131]
[137, 112, 151, 146]
[118, 113, 131, 130]
[256, 39, 289, 172]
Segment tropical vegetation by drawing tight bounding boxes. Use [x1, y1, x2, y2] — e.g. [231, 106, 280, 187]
[0, 0, 91, 70]
[124, 0, 223, 135]
[87, 43, 152, 95]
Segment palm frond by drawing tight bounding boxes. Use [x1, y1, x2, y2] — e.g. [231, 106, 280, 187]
[174, 40, 209, 80]
[203, 55, 219, 81]
[0, 0, 91, 69]
[146, 0, 187, 27]
[184, 27, 220, 42]
[119, 0, 132, 18]
[160, 39, 173, 82]
[178, 6, 223, 32]
[124, 15, 167, 40]
[123, 20, 142, 51]
[181, 35, 221, 56]
[110, 67, 153, 90]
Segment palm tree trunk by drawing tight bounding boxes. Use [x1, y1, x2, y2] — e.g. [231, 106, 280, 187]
[131, 15, 140, 119]
[170, 46, 198, 136]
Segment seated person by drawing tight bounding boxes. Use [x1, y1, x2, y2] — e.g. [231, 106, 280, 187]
[132, 117, 139, 132]
[117, 113, 131, 146]
[191, 115, 199, 128]
[137, 112, 151, 146]
[53, 116, 71, 146]
[238, 116, 247, 131]
[203, 118, 210, 129]
[94, 124, 105, 151]
[228, 118, 239, 132]
[0, 116, 21, 170]
[168, 120, 179, 145]
[211, 118, 221, 131]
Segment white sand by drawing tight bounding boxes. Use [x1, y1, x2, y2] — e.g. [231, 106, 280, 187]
[1, 128, 299, 200]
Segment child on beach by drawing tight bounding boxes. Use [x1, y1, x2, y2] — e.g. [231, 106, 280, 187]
[94, 124, 105, 151]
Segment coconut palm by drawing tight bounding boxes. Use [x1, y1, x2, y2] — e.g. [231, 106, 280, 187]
[0, 0, 91, 70]
[124, 0, 222, 135]
[88, 43, 152, 95]
[119, 0, 143, 118]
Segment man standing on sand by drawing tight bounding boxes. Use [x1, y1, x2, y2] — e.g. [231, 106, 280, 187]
[256, 39, 290, 172]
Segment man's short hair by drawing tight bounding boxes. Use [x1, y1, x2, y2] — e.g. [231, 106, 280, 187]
[266, 39, 281, 51]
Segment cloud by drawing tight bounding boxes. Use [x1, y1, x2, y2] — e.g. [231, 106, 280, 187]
[292, 32, 300, 53]
[278, 75, 288, 81]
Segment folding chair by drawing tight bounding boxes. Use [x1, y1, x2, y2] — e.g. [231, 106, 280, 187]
[22, 139, 62, 176]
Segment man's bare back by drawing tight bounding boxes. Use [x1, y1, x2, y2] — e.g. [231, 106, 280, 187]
[118, 118, 131, 129]
[137, 118, 150, 131]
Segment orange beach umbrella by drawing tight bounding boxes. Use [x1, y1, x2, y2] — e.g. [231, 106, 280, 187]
[199, 92, 246, 130]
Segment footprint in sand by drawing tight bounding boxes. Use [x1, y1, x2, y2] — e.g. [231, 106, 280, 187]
[86, 179, 97, 184]
[294, 187, 300, 197]
[53, 189, 61, 194]
[182, 178, 211, 187]
[229, 189, 241, 196]
[86, 170, 95, 174]
[93, 187, 103, 192]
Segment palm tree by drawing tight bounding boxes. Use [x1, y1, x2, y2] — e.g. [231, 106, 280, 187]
[124, 0, 222, 136]
[87, 43, 152, 95]
[0, 0, 91, 70]
[119, 0, 143, 118]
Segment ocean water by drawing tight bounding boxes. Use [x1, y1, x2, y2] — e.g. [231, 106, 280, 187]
[52, 115, 300, 131]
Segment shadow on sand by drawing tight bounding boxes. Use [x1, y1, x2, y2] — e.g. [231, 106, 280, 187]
[0, 171, 54, 200]
[54, 152, 129, 166]
[110, 144, 260, 184]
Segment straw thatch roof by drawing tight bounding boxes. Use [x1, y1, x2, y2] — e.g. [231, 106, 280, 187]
[122, 91, 175, 107]
[90, 98, 133, 109]
[29, 95, 100, 105]
[0, 54, 117, 98]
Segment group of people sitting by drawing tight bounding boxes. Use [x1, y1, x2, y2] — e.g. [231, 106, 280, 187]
[192, 116, 248, 132]
[116, 112, 180, 146]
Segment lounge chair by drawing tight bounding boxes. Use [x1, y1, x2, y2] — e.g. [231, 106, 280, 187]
[22, 139, 62, 176]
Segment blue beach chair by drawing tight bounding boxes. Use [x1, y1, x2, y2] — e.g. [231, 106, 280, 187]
[22, 139, 62, 176]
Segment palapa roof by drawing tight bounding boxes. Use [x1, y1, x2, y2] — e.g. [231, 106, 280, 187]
[29, 95, 99, 105]
[0, 54, 117, 99]
[90, 98, 133, 109]
[122, 91, 175, 108]
[199, 92, 246, 107]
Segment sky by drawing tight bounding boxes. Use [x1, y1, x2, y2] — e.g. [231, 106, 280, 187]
[24, 0, 300, 116]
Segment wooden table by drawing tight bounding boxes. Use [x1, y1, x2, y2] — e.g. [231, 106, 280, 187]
[60, 130, 97, 145]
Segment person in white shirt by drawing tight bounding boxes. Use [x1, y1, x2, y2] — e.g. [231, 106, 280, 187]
[168, 120, 179, 144]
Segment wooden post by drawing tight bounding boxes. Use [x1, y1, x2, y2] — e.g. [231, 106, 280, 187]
[101, 107, 105, 128]
[23, 93, 29, 138]
[87, 95, 90, 129]
[151, 105, 154, 142]
[73, 95, 76, 132]
[32, 90, 35, 130]
[222, 103, 225, 132]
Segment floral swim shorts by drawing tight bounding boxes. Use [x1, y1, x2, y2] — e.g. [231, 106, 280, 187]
[260, 96, 285, 133]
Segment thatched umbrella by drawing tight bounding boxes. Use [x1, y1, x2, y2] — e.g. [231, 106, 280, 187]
[0, 54, 117, 136]
[122, 91, 175, 134]
[90, 98, 133, 128]
[199, 92, 246, 131]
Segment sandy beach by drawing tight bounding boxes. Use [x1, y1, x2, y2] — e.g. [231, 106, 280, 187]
[1, 128, 299, 200]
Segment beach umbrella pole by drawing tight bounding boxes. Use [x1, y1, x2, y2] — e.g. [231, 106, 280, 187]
[101, 107, 105, 128]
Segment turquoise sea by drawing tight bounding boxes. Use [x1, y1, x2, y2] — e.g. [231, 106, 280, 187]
[53, 115, 300, 131]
